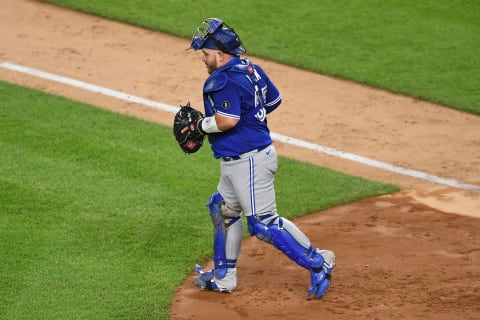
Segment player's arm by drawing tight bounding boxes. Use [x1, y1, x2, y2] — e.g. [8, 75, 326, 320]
[265, 94, 282, 114]
[199, 113, 238, 134]
[199, 80, 241, 134]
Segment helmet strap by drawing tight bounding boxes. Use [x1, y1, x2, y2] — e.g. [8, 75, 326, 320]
[208, 33, 242, 55]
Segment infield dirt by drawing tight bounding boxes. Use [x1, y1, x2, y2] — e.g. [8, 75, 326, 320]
[1, 1, 479, 319]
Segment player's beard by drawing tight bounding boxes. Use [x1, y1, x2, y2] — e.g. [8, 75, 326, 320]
[206, 62, 216, 74]
[205, 58, 220, 74]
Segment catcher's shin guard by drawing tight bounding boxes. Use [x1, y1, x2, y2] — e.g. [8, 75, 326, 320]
[247, 215, 335, 298]
[195, 192, 242, 292]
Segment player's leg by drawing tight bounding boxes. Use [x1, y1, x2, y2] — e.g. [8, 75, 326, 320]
[194, 184, 243, 292]
[248, 214, 335, 298]
[239, 146, 336, 298]
[196, 150, 266, 292]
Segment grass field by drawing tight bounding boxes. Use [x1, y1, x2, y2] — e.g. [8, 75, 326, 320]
[40, 0, 480, 115]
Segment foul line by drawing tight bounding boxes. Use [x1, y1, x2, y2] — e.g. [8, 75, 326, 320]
[0, 61, 179, 114]
[2, 61, 479, 192]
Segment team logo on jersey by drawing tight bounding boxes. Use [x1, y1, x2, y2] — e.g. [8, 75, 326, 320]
[221, 101, 230, 109]
[247, 65, 254, 73]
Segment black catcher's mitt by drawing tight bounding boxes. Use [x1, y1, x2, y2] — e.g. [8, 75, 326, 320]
[173, 102, 205, 154]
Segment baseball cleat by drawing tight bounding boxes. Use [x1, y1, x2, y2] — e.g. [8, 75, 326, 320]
[193, 264, 234, 293]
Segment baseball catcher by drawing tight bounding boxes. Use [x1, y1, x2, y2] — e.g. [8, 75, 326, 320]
[184, 17, 336, 299]
[173, 102, 205, 153]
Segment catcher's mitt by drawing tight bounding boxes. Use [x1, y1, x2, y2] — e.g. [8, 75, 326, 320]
[173, 102, 205, 154]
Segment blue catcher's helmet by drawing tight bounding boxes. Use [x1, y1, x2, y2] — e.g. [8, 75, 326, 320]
[190, 18, 246, 55]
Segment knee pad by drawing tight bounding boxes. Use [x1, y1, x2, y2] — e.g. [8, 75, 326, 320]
[206, 192, 243, 279]
[246, 214, 275, 242]
[206, 192, 241, 219]
[247, 215, 324, 271]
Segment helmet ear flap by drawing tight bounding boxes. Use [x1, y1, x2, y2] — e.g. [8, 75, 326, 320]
[207, 28, 245, 55]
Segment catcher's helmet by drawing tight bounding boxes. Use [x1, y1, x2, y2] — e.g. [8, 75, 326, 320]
[190, 18, 246, 55]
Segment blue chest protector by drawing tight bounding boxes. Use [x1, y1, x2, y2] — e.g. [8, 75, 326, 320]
[202, 58, 281, 158]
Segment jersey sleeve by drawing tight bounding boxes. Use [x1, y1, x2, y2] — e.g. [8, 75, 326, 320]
[255, 65, 282, 114]
[209, 81, 242, 119]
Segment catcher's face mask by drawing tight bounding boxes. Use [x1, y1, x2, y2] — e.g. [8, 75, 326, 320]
[189, 17, 246, 55]
[190, 18, 224, 50]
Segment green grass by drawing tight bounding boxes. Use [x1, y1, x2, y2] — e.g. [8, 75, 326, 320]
[0, 81, 397, 319]
[40, 0, 480, 115]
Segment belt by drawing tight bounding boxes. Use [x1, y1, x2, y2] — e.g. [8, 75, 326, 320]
[223, 144, 270, 162]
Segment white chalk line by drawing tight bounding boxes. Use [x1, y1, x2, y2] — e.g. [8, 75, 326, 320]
[2, 61, 479, 192]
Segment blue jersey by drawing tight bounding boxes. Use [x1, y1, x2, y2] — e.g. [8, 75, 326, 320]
[203, 57, 282, 158]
